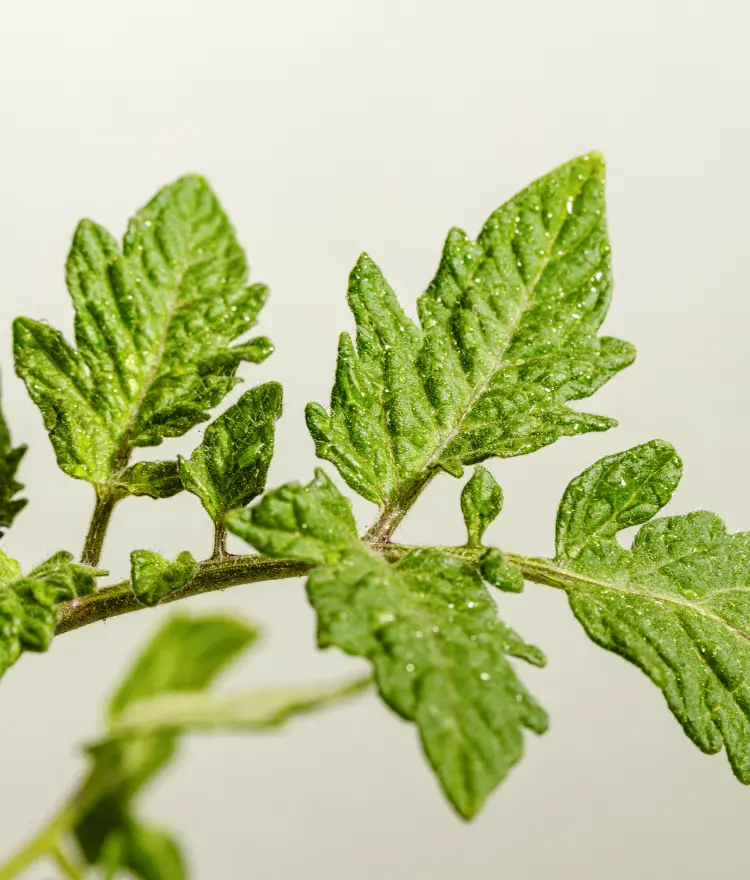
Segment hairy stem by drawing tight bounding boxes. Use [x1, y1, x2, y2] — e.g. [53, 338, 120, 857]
[212, 521, 229, 560]
[56, 545, 580, 638]
[80, 491, 118, 567]
[57, 555, 309, 634]
[363, 470, 437, 543]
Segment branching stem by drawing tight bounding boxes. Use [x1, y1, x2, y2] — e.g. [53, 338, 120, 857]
[56, 545, 579, 637]
[0, 803, 80, 880]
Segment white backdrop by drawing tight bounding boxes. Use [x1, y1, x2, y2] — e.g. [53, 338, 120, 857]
[0, 0, 749, 877]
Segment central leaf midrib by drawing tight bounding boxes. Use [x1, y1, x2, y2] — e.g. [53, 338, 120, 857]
[563, 455, 676, 559]
[108, 257, 194, 484]
[398, 207, 577, 504]
[373, 554, 525, 777]
[519, 555, 750, 645]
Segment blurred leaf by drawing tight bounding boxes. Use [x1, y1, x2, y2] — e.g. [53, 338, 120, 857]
[105, 675, 371, 739]
[75, 614, 256, 878]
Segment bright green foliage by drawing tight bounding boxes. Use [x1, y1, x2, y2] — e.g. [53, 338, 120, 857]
[555, 439, 683, 562]
[13, 175, 272, 493]
[226, 468, 358, 565]
[461, 465, 503, 547]
[117, 461, 184, 499]
[228, 471, 547, 819]
[480, 548, 525, 593]
[130, 550, 198, 607]
[306, 154, 634, 509]
[180, 383, 282, 527]
[75, 614, 257, 879]
[556, 440, 750, 783]
[0, 383, 26, 536]
[0, 550, 100, 678]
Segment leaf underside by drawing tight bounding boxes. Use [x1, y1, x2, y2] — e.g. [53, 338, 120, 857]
[306, 153, 635, 508]
[228, 470, 547, 819]
[14, 175, 272, 492]
[556, 440, 750, 783]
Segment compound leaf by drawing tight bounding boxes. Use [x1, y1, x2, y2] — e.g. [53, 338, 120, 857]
[14, 175, 272, 495]
[306, 154, 634, 512]
[179, 382, 282, 527]
[555, 440, 750, 783]
[228, 471, 547, 819]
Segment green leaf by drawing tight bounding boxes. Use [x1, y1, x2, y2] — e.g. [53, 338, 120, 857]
[0, 379, 26, 536]
[130, 550, 198, 607]
[461, 466, 503, 547]
[116, 461, 184, 499]
[102, 675, 371, 739]
[75, 614, 256, 875]
[226, 468, 358, 565]
[555, 438, 683, 563]
[179, 382, 282, 527]
[555, 440, 750, 783]
[480, 548, 525, 593]
[104, 821, 186, 880]
[108, 613, 257, 719]
[13, 175, 273, 495]
[228, 472, 547, 819]
[0, 550, 98, 678]
[306, 154, 634, 510]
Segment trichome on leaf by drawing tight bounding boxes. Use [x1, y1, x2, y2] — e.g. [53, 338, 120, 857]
[0, 153, 746, 879]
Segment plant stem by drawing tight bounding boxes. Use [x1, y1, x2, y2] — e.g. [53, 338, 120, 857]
[81, 491, 118, 567]
[0, 803, 79, 880]
[56, 555, 309, 634]
[55, 544, 585, 638]
[51, 841, 85, 880]
[212, 521, 228, 560]
[363, 470, 437, 543]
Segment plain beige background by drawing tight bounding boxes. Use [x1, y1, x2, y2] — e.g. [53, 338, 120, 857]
[0, 0, 748, 876]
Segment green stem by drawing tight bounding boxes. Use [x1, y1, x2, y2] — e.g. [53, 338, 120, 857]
[56, 554, 309, 635]
[56, 545, 580, 638]
[212, 521, 228, 561]
[81, 491, 118, 567]
[0, 803, 79, 880]
[51, 841, 85, 880]
[363, 470, 437, 543]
